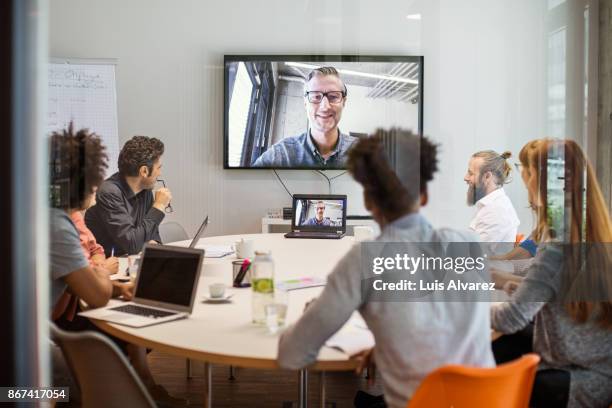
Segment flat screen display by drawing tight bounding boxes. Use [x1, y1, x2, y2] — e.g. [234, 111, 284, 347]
[224, 55, 423, 169]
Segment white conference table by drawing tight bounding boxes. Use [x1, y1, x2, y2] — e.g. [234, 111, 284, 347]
[92, 233, 360, 408]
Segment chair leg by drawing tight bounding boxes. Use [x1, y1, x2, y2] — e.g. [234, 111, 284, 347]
[203, 363, 212, 408]
[186, 358, 193, 379]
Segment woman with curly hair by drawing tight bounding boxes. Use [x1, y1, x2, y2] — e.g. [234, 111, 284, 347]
[278, 129, 495, 408]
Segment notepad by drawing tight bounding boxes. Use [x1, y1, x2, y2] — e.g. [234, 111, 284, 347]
[195, 244, 234, 258]
[325, 314, 375, 355]
[276, 277, 326, 291]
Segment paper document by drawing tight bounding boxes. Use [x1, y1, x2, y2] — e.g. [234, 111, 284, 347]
[489, 259, 533, 277]
[109, 273, 130, 281]
[276, 277, 326, 291]
[325, 313, 375, 356]
[195, 244, 234, 258]
[510, 258, 533, 276]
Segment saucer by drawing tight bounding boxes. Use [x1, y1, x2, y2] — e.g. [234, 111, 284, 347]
[202, 293, 233, 303]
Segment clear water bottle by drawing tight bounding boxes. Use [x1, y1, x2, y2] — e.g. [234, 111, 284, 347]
[251, 250, 274, 324]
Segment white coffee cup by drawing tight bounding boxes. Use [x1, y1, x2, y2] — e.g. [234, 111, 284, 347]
[209, 283, 226, 298]
[353, 226, 375, 242]
[127, 254, 141, 277]
[234, 238, 255, 259]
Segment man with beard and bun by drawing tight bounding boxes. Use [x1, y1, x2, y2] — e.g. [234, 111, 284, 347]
[464, 150, 520, 252]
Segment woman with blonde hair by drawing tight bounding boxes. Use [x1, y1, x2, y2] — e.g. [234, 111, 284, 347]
[491, 138, 612, 407]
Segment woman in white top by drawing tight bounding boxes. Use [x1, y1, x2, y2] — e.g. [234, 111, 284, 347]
[464, 150, 520, 252]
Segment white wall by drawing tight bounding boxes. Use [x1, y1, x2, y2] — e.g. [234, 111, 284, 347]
[49, 0, 587, 237]
[342, 84, 419, 135]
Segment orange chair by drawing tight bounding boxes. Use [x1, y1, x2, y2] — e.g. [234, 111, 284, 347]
[407, 354, 540, 408]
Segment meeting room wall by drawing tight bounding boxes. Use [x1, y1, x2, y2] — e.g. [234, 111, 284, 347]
[49, 0, 591, 238]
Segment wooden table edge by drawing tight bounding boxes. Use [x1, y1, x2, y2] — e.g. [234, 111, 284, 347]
[91, 318, 359, 371]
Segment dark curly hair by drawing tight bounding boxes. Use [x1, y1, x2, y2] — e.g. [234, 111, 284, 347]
[49, 122, 108, 209]
[118, 135, 164, 177]
[347, 128, 439, 220]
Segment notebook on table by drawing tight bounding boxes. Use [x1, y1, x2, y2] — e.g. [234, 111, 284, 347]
[284, 194, 347, 240]
[79, 244, 204, 328]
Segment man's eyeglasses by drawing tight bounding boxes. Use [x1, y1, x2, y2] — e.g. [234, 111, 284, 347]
[304, 91, 346, 104]
[156, 179, 173, 213]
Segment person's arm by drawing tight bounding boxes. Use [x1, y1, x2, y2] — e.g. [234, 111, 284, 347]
[63, 265, 112, 308]
[94, 188, 165, 255]
[278, 246, 363, 369]
[490, 246, 532, 261]
[112, 281, 134, 300]
[490, 268, 524, 289]
[491, 245, 561, 333]
[472, 209, 515, 243]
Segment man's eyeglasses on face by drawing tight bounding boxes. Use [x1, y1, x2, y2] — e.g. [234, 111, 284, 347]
[304, 91, 346, 104]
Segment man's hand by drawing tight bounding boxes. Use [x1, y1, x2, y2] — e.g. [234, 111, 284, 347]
[103, 257, 119, 274]
[153, 187, 172, 212]
[502, 280, 520, 296]
[112, 281, 135, 300]
[351, 347, 376, 385]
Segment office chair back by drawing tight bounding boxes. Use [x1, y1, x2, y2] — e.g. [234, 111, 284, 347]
[407, 354, 540, 408]
[50, 324, 156, 408]
[159, 221, 189, 243]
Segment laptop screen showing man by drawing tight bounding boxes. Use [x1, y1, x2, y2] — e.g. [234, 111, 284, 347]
[286, 194, 347, 238]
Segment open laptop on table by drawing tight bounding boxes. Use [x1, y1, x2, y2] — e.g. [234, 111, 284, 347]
[285, 194, 347, 239]
[189, 215, 209, 248]
[79, 244, 204, 328]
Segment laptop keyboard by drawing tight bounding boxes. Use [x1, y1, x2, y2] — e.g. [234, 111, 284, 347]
[110, 304, 177, 319]
[286, 232, 342, 239]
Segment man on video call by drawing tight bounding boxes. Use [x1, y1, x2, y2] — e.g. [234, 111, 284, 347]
[253, 67, 357, 168]
[304, 201, 332, 226]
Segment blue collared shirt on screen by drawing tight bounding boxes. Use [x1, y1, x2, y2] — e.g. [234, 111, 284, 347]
[252, 129, 357, 168]
[303, 217, 332, 227]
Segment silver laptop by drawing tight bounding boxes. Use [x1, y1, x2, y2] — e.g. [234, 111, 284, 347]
[189, 215, 209, 248]
[79, 244, 204, 327]
[285, 194, 347, 239]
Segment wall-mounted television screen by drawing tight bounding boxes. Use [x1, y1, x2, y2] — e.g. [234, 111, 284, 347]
[224, 55, 423, 169]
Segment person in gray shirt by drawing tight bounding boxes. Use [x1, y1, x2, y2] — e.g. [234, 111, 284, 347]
[85, 136, 172, 256]
[491, 138, 612, 408]
[49, 125, 114, 312]
[277, 129, 495, 408]
[49, 125, 187, 406]
[253, 67, 357, 168]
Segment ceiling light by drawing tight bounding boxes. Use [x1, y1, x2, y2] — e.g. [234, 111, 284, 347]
[285, 62, 418, 85]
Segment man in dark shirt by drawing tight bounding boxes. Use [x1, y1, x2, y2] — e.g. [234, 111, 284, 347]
[85, 136, 172, 256]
